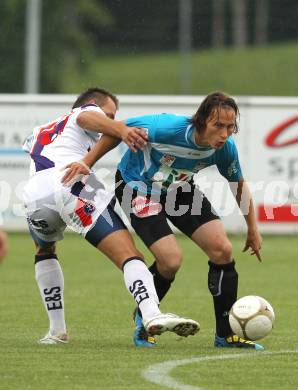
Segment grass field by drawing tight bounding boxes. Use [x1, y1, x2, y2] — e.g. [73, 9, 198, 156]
[1, 233, 297, 390]
[61, 42, 298, 96]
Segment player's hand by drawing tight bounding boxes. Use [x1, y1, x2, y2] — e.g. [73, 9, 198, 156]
[120, 125, 148, 153]
[243, 229, 262, 262]
[0, 230, 8, 263]
[61, 161, 91, 186]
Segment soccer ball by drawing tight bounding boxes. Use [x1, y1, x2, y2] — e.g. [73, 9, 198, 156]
[229, 295, 275, 341]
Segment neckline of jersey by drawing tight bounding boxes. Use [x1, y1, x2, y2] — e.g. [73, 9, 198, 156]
[186, 124, 213, 151]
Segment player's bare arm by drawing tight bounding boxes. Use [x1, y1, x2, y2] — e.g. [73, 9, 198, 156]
[62, 135, 120, 185]
[77, 111, 147, 152]
[85, 135, 120, 168]
[232, 178, 262, 262]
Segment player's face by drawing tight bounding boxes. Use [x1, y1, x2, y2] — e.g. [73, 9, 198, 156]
[196, 107, 236, 149]
[100, 97, 117, 119]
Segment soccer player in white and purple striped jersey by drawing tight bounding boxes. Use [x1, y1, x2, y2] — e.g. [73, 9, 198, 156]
[22, 87, 199, 344]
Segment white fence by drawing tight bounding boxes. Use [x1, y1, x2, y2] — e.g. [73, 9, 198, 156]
[0, 94, 298, 233]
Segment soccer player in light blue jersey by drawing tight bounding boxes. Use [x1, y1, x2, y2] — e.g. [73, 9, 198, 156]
[63, 92, 263, 350]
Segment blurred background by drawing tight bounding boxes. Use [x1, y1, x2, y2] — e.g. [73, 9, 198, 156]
[1, 0, 298, 95]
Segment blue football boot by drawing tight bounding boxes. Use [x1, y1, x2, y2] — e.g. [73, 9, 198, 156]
[133, 309, 156, 347]
[214, 334, 264, 350]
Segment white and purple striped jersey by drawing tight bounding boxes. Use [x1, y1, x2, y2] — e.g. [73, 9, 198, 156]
[118, 113, 243, 194]
[22, 103, 114, 238]
[24, 104, 104, 176]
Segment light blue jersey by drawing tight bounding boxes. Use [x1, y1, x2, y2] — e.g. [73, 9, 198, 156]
[118, 114, 243, 194]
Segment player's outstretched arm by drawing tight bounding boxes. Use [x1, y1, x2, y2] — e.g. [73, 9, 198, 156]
[231, 179, 263, 262]
[85, 135, 121, 168]
[77, 111, 147, 152]
[61, 135, 120, 185]
[0, 230, 8, 263]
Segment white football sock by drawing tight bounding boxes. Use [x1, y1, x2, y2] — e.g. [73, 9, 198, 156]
[123, 259, 160, 322]
[35, 258, 66, 335]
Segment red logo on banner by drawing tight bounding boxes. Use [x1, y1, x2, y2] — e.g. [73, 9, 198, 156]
[259, 115, 298, 223]
[265, 115, 298, 148]
[258, 204, 298, 223]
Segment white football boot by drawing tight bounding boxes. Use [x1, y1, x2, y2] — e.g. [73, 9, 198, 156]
[143, 313, 200, 337]
[38, 331, 69, 344]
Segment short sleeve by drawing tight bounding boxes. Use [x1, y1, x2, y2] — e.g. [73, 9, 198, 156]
[216, 138, 243, 182]
[72, 104, 105, 127]
[125, 115, 158, 142]
[71, 104, 106, 139]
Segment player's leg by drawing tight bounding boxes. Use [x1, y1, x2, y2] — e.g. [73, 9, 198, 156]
[115, 170, 180, 303]
[166, 184, 236, 337]
[188, 191, 263, 350]
[85, 206, 159, 321]
[148, 235, 182, 299]
[84, 203, 199, 339]
[127, 229, 183, 344]
[191, 219, 237, 335]
[34, 243, 68, 344]
[26, 204, 68, 344]
[133, 233, 183, 345]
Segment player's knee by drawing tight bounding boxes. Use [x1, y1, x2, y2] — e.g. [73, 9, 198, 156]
[210, 240, 232, 263]
[157, 249, 182, 277]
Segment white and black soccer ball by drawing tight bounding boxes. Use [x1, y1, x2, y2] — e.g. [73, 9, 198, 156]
[229, 295, 275, 341]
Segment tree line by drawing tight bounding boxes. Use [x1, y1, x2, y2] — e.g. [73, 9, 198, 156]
[0, 0, 297, 93]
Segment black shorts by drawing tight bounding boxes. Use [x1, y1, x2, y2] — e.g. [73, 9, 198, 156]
[115, 170, 219, 248]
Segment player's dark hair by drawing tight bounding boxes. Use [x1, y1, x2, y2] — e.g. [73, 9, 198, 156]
[191, 91, 239, 134]
[72, 87, 119, 109]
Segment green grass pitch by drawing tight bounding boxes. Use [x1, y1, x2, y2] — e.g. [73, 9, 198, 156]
[0, 233, 297, 390]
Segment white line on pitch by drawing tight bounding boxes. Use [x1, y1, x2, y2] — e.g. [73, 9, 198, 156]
[142, 349, 298, 390]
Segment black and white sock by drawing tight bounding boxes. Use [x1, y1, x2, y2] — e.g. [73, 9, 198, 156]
[208, 260, 238, 337]
[35, 255, 66, 335]
[149, 261, 174, 301]
[123, 257, 160, 322]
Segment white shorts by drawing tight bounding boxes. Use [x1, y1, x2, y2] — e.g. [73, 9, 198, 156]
[23, 168, 114, 243]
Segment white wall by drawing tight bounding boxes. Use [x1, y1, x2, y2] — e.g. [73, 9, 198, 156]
[1, 94, 298, 232]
